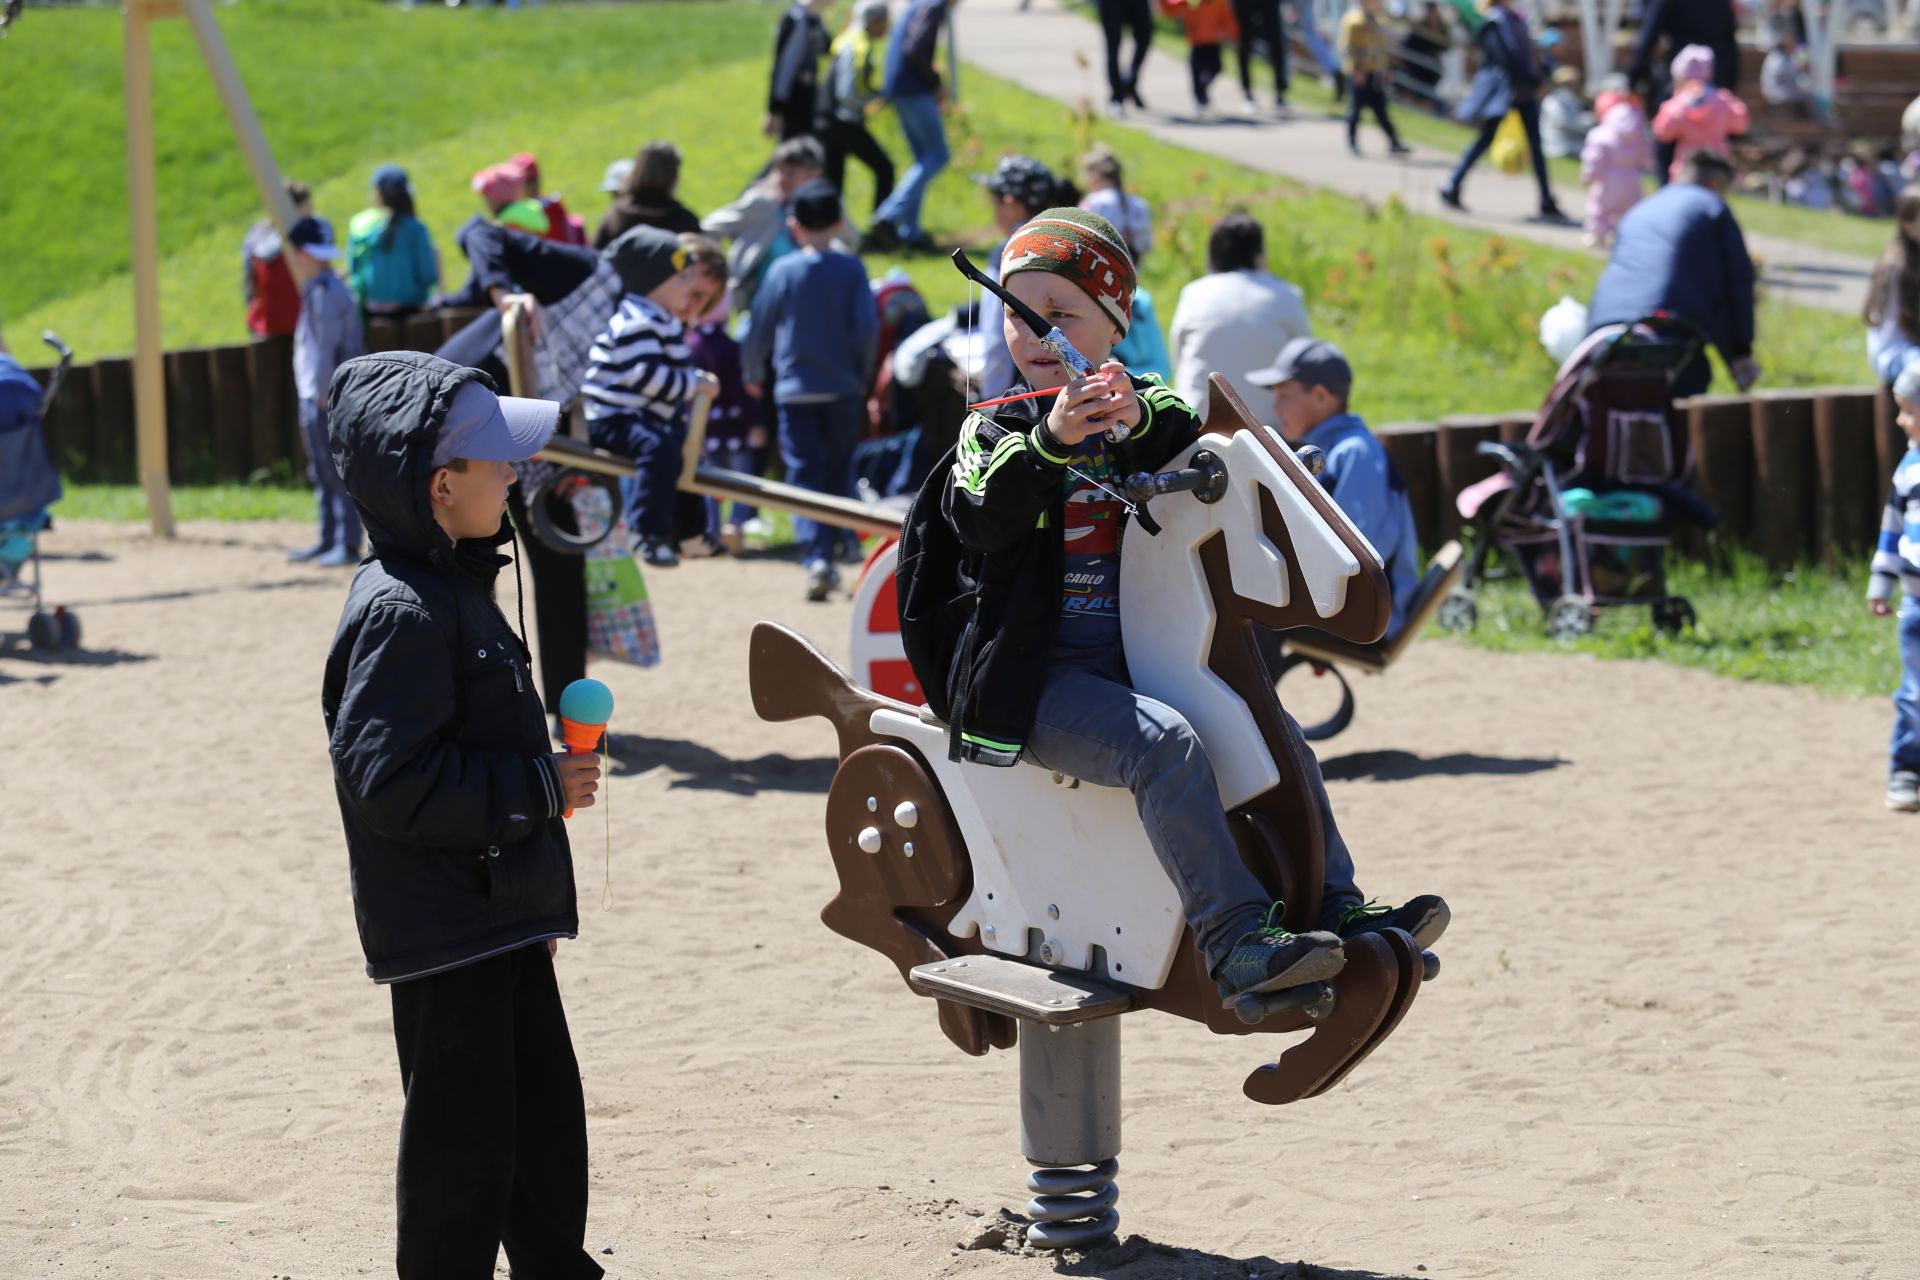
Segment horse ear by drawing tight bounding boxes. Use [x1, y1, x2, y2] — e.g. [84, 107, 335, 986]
[1203, 374, 1392, 644]
[1202, 373, 1255, 436]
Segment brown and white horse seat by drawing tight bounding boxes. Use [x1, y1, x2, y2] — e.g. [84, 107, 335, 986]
[749, 378, 1432, 1105]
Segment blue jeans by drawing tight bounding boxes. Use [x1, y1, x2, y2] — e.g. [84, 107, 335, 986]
[1893, 598, 1920, 774]
[777, 397, 863, 567]
[1024, 654, 1361, 973]
[300, 398, 361, 555]
[875, 93, 948, 239]
[591, 411, 683, 548]
[705, 443, 760, 532]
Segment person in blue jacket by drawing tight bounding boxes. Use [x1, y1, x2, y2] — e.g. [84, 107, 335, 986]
[1587, 149, 1760, 398]
[1438, 0, 1568, 224]
[1251, 337, 1421, 638]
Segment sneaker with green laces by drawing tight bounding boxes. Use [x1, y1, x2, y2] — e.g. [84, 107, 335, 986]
[1211, 903, 1347, 1006]
[1331, 895, 1451, 951]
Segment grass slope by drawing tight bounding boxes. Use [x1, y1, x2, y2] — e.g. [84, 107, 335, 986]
[2, 2, 1869, 420]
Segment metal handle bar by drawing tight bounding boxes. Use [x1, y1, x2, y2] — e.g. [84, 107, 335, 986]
[1124, 449, 1228, 507]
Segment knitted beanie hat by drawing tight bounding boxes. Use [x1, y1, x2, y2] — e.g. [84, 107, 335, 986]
[1671, 43, 1715, 85]
[999, 207, 1137, 337]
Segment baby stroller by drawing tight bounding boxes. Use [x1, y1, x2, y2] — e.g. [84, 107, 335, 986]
[1439, 314, 1717, 642]
[0, 332, 80, 651]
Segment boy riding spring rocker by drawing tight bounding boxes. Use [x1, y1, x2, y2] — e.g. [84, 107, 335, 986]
[752, 207, 1452, 1246]
[897, 208, 1446, 1006]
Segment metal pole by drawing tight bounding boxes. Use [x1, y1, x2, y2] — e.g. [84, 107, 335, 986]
[180, 0, 309, 287]
[124, 3, 174, 538]
[1577, 0, 1603, 92]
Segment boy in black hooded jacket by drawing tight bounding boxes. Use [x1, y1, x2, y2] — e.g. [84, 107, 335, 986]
[322, 351, 604, 1279]
[899, 209, 1447, 1007]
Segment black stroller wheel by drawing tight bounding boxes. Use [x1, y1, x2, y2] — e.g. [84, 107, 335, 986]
[1274, 652, 1356, 741]
[1652, 597, 1696, 636]
[1546, 595, 1594, 643]
[526, 469, 621, 556]
[55, 607, 80, 651]
[26, 611, 59, 651]
[1436, 590, 1478, 633]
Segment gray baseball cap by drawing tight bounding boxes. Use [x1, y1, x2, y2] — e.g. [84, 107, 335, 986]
[431, 380, 561, 468]
[1246, 337, 1353, 398]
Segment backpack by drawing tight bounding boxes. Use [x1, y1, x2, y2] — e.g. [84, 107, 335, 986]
[894, 447, 973, 729]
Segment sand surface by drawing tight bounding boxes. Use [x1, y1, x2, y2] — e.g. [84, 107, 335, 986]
[1, 520, 1915, 1279]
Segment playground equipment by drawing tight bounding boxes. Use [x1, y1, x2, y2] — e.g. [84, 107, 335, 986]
[1266, 541, 1465, 740]
[750, 378, 1440, 1250]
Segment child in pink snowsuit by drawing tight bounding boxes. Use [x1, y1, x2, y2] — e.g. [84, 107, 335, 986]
[1581, 86, 1653, 243]
[1652, 44, 1749, 183]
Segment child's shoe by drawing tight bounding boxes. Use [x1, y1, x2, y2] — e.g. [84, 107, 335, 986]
[287, 541, 328, 563]
[1388, 140, 1412, 156]
[719, 522, 746, 556]
[1889, 770, 1920, 812]
[315, 545, 358, 568]
[640, 539, 679, 568]
[741, 516, 775, 540]
[1211, 904, 1346, 1006]
[804, 559, 840, 602]
[1331, 895, 1450, 950]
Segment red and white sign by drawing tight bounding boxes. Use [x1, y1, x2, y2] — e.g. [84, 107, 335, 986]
[847, 538, 920, 704]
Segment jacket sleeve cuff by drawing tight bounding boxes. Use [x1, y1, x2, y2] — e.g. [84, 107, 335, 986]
[531, 754, 566, 820]
[1869, 573, 1897, 602]
[1030, 422, 1072, 466]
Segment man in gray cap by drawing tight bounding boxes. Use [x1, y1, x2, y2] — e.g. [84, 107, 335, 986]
[1249, 336, 1421, 636]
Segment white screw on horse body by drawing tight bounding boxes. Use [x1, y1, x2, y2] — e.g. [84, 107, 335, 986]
[857, 826, 883, 854]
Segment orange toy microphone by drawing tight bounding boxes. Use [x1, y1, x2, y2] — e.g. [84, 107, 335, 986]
[557, 678, 614, 818]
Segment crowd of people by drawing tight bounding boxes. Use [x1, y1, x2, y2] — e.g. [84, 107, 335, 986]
[237, 4, 1920, 1274]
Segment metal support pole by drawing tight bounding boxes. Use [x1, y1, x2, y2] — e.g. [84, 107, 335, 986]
[123, 3, 174, 538]
[181, 0, 307, 287]
[1017, 1017, 1121, 1250]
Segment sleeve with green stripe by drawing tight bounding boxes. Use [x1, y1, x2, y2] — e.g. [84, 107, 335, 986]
[1131, 373, 1203, 471]
[942, 410, 1071, 554]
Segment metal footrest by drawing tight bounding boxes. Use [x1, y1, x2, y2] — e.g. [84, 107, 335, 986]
[908, 954, 1133, 1025]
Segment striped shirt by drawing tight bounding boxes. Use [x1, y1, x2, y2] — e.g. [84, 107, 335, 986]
[581, 293, 697, 424]
[1869, 445, 1920, 602]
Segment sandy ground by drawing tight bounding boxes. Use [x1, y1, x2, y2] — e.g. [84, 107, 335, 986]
[1, 519, 1916, 1280]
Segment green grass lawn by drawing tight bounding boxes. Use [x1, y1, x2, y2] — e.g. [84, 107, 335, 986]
[9, 2, 1897, 700]
[1442, 545, 1900, 699]
[60, 483, 313, 522]
[1, 1, 1870, 421]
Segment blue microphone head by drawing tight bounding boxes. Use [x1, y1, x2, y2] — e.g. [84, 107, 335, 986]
[558, 678, 614, 726]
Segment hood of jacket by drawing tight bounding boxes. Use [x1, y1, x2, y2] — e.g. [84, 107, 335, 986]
[327, 351, 499, 566]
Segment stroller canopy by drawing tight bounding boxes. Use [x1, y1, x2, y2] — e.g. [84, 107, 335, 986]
[0, 355, 62, 523]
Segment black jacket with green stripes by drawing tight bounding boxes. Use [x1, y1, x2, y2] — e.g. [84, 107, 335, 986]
[896, 374, 1200, 766]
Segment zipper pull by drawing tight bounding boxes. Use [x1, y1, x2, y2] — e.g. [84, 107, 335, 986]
[509, 657, 525, 694]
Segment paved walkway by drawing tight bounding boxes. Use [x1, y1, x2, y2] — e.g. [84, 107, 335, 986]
[952, 0, 1871, 317]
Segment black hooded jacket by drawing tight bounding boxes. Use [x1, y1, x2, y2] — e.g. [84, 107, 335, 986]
[321, 352, 576, 983]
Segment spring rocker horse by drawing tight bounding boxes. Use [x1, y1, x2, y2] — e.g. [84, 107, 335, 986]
[749, 375, 1442, 1249]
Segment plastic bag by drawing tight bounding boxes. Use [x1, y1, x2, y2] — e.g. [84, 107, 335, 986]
[1490, 109, 1527, 174]
[572, 484, 661, 667]
[1538, 294, 1590, 364]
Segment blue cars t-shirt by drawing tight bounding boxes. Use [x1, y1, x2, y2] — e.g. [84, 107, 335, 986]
[1052, 437, 1126, 659]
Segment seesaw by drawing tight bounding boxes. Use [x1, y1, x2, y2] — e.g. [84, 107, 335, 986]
[749, 377, 1441, 1250]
